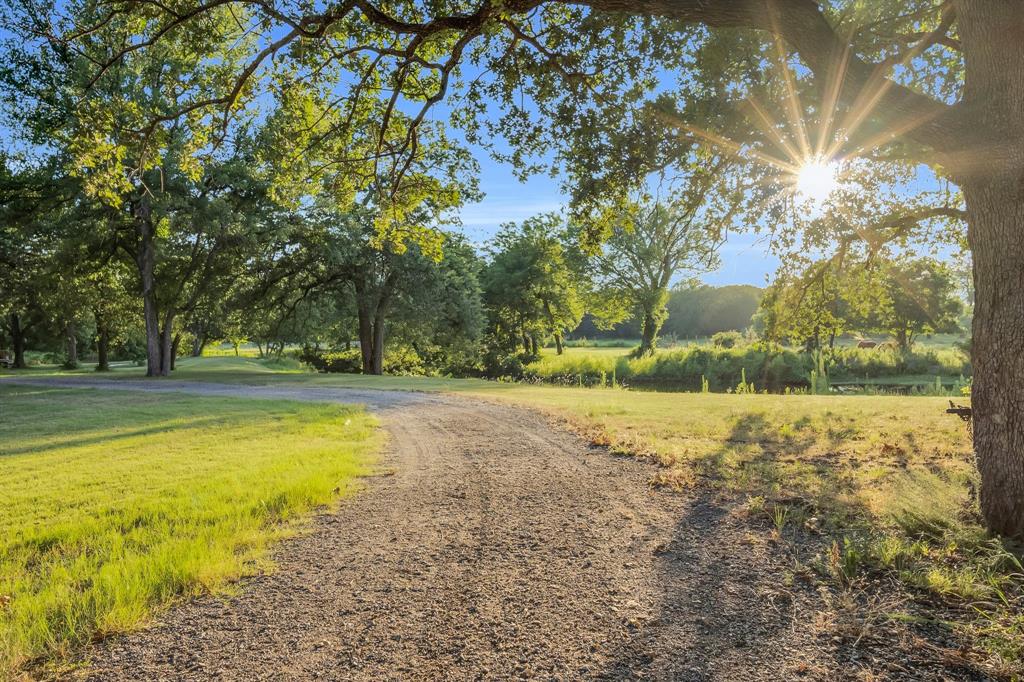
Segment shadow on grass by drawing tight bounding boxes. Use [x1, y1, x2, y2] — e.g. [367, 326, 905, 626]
[595, 412, 1002, 680]
[0, 415, 234, 457]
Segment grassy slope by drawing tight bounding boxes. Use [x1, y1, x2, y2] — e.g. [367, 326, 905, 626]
[0, 383, 381, 676]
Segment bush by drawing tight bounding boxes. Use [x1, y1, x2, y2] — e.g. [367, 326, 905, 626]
[711, 330, 743, 348]
[382, 345, 425, 375]
[481, 348, 538, 379]
[299, 347, 362, 373]
[829, 346, 969, 380]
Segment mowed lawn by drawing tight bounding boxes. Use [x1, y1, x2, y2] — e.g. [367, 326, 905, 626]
[0, 383, 381, 676]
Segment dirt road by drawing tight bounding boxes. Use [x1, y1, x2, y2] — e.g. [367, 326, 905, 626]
[7, 379, 987, 680]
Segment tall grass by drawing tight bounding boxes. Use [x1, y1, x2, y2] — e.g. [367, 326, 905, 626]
[0, 385, 380, 676]
[525, 344, 971, 392]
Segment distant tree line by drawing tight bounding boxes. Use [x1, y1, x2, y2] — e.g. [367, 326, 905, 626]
[572, 284, 763, 342]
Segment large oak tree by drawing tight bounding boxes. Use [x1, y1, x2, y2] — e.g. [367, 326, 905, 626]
[6, 0, 1022, 536]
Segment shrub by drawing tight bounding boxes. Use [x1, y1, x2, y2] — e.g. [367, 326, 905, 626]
[299, 345, 426, 375]
[382, 345, 425, 375]
[481, 348, 538, 379]
[829, 346, 969, 380]
[300, 347, 362, 373]
[711, 330, 742, 348]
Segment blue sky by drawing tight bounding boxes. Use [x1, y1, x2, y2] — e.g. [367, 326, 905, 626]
[454, 151, 780, 288]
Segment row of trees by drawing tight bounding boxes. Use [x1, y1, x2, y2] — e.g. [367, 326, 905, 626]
[2, 0, 1020, 538]
[760, 257, 966, 352]
[1, 178, 729, 374]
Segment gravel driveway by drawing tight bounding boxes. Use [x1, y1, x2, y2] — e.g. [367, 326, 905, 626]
[5, 378, 992, 681]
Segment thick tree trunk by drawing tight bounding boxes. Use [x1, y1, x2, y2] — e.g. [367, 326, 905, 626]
[638, 312, 659, 356]
[371, 314, 385, 375]
[964, 180, 1024, 539]
[64, 321, 78, 368]
[956, 2, 1024, 539]
[555, 333, 564, 355]
[10, 312, 26, 369]
[530, 335, 539, 356]
[135, 199, 162, 377]
[96, 324, 110, 372]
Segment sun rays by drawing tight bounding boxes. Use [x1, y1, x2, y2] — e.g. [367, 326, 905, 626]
[665, 25, 944, 218]
[794, 157, 840, 205]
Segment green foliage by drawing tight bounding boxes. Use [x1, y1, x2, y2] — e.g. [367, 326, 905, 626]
[760, 256, 964, 352]
[524, 344, 970, 392]
[664, 284, 762, 338]
[584, 194, 733, 355]
[711, 330, 742, 348]
[480, 348, 540, 380]
[482, 214, 584, 352]
[300, 348, 363, 374]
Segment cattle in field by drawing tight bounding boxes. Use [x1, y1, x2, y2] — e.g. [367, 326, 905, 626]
[856, 340, 877, 349]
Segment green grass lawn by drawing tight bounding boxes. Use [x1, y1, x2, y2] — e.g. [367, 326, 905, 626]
[0, 383, 381, 676]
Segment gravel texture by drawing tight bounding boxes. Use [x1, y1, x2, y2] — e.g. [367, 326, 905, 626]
[6, 378, 996, 681]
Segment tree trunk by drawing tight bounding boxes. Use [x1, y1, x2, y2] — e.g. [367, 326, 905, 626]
[370, 314, 385, 375]
[530, 335, 539, 356]
[64, 321, 78, 368]
[134, 198, 162, 377]
[964, 180, 1024, 539]
[555, 333, 564, 355]
[10, 312, 26, 369]
[191, 333, 205, 357]
[96, 324, 110, 372]
[957, 2, 1024, 539]
[357, 303, 374, 374]
[170, 333, 181, 371]
[190, 322, 205, 357]
[158, 313, 174, 376]
[638, 312, 659, 356]
[895, 327, 909, 352]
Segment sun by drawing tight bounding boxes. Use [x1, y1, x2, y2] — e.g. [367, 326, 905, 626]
[794, 157, 840, 205]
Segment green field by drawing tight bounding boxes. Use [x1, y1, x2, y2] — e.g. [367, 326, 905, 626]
[0, 383, 381, 676]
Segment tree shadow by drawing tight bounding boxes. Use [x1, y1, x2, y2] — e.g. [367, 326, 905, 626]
[594, 412, 997, 680]
[1, 415, 236, 457]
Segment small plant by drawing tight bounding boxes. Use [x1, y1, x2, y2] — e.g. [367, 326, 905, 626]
[828, 537, 863, 588]
[735, 367, 756, 394]
[808, 349, 831, 395]
[771, 504, 790, 535]
[701, 374, 709, 393]
[745, 495, 766, 516]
